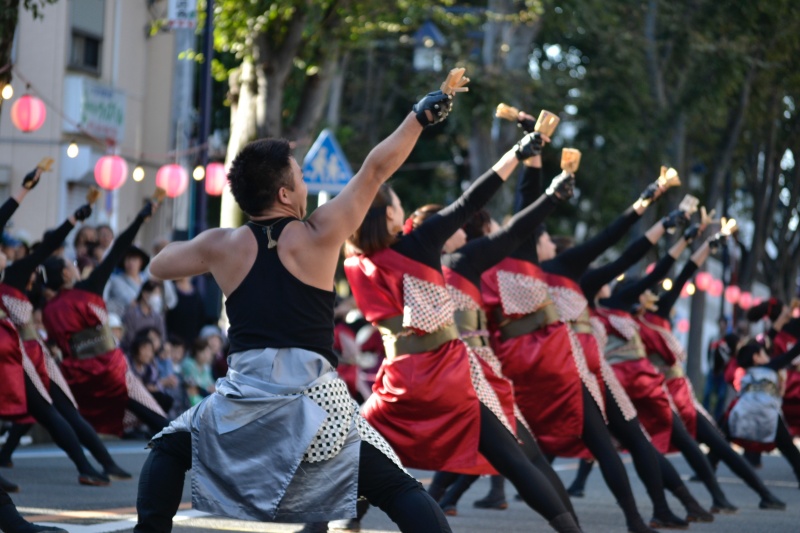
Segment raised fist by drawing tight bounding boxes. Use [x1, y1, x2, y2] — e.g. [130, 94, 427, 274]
[22, 168, 42, 190]
[683, 223, 700, 243]
[661, 208, 690, 231]
[73, 204, 92, 222]
[138, 200, 157, 220]
[546, 171, 575, 201]
[413, 91, 452, 127]
[515, 132, 543, 161]
[708, 233, 727, 253]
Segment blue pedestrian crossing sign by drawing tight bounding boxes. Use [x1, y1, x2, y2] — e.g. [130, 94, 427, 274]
[302, 129, 354, 194]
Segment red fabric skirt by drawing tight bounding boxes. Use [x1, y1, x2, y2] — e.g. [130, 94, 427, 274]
[665, 376, 697, 438]
[0, 323, 27, 420]
[491, 322, 587, 457]
[611, 358, 673, 453]
[60, 348, 129, 436]
[576, 331, 603, 377]
[361, 339, 486, 474]
[782, 370, 800, 436]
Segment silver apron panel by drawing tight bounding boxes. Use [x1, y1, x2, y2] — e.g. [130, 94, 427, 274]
[728, 367, 782, 444]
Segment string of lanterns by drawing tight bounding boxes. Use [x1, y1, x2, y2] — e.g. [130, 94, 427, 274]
[2, 78, 226, 198]
[641, 264, 759, 310]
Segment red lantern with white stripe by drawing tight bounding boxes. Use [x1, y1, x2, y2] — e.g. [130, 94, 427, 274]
[156, 164, 189, 198]
[94, 155, 128, 190]
[695, 272, 712, 292]
[724, 285, 741, 304]
[709, 279, 724, 298]
[11, 94, 46, 133]
[738, 291, 752, 310]
[205, 162, 226, 196]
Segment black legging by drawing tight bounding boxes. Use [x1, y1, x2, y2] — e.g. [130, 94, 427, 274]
[437, 418, 576, 519]
[22, 376, 104, 478]
[577, 386, 646, 529]
[135, 431, 451, 533]
[127, 399, 169, 435]
[668, 411, 728, 503]
[698, 414, 779, 497]
[476, 404, 570, 522]
[604, 388, 676, 519]
[773, 419, 800, 481]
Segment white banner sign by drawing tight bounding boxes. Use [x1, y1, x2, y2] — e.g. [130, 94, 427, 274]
[62, 76, 127, 145]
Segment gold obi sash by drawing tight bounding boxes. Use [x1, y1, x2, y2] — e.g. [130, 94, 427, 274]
[647, 354, 685, 379]
[454, 309, 490, 348]
[605, 333, 646, 364]
[377, 315, 459, 359]
[569, 308, 594, 335]
[69, 324, 117, 360]
[493, 301, 560, 341]
[17, 322, 37, 342]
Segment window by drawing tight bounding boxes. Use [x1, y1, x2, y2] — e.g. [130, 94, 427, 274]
[69, 0, 105, 74]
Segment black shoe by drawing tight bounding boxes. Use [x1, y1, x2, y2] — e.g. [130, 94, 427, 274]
[473, 494, 508, 510]
[710, 497, 738, 514]
[441, 504, 457, 516]
[103, 464, 132, 480]
[684, 505, 714, 523]
[0, 473, 19, 493]
[649, 514, 689, 530]
[759, 494, 786, 510]
[566, 486, 585, 498]
[627, 516, 659, 533]
[0, 459, 12, 468]
[78, 473, 110, 487]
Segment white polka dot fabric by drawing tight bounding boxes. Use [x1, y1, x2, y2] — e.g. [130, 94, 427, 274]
[402, 274, 455, 333]
[1, 294, 32, 326]
[465, 344, 516, 437]
[609, 314, 640, 341]
[549, 286, 588, 322]
[497, 271, 551, 315]
[600, 356, 637, 421]
[447, 285, 481, 311]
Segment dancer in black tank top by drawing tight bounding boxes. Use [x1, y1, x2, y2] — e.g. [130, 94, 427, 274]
[135, 80, 463, 533]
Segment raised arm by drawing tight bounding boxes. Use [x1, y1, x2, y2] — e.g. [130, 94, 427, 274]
[76, 203, 151, 295]
[603, 251, 677, 310]
[0, 166, 43, 230]
[460, 172, 572, 275]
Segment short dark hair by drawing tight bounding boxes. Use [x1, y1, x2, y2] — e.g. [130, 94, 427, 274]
[130, 332, 154, 360]
[227, 139, 294, 216]
[408, 204, 443, 232]
[551, 235, 575, 255]
[736, 338, 763, 369]
[347, 184, 398, 255]
[192, 338, 210, 358]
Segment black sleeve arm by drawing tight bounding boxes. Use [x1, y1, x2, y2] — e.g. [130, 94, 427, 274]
[767, 342, 800, 370]
[3, 219, 75, 290]
[396, 170, 505, 264]
[542, 208, 641, 281]
[76, 215, 146, 295]
[606, 254, 676, 310]
[656, 259, 699, 318]
[0, 198, 19, 231]
[463, 193, 559, 274]
[580, 236, 653, 303]
[514, 165, 543, 214]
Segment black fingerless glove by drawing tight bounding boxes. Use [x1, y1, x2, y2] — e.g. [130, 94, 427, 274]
[515, 132, 543, 160]
[683, 223, 700, 243]
[73, 204, 92, 222]
[639, 182, 658, 202]
[413, 91, 452, 127]
[708, 233, 726, 253]
[546, 171, 575, 201]
[22, 168, 40, 190]
[138, 200, 154, 220]
[518, 116, 537, 133]
[661, 209, 689, 231]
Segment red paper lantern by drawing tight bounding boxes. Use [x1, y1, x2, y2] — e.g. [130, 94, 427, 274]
[645, 262, 655, 275]
[695, 272, 712, 292]
[738, 291, 752, 310]
[94, 155, 128, 191]
[205, 162, 226, 196]
[709, 279, 724, 298]
[677, 318, 690, 334]
[724, 285, 741, 304]
[10, 94, 46, 133]
[753, 297, 763, 307]
[156, 164, 189, 198]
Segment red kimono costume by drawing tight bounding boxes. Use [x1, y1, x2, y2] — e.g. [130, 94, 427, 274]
[772, 328, 800, 436]
[638, 313, 715, 437]
[0, 310, 35, 420]
[0, 285, 75, 425]
[597, 308, 674, 453]
[345, 248, 493, 474]
[42, 289, 131, 436]
[481, 257, 597, 457]
[444, 267, 523, 437]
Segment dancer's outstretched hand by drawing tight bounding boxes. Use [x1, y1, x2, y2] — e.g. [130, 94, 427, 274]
[413, 91, 452, 127]
[661, 208, 690, 231]
[546, 171, 575, 201]
[73, 204, 92, 222]
[515, 132, 543, 160]
[22, 167, 42, 190]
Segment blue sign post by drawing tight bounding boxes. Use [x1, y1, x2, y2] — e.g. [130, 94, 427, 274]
[302, 129, 354, 196]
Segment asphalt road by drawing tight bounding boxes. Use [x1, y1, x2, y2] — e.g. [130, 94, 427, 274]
[4, 440, 798, 532]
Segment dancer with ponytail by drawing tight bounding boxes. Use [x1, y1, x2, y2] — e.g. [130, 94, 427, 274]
[346, 132, 581, 532]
